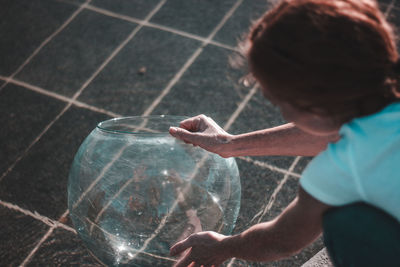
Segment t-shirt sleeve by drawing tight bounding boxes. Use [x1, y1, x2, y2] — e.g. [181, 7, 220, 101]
[300, 137, 361, 206]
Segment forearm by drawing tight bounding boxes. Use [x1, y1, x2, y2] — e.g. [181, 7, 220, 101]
[169, 188, 330, 266]
[224, 221, 295, 262]
[220, 188, 329, 263]
[225, 123, 339, 157]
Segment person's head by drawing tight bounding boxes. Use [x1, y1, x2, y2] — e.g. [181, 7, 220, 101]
[246, 0, 400, 135]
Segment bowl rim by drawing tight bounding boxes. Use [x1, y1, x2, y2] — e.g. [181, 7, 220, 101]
[96, 115, 189, 135]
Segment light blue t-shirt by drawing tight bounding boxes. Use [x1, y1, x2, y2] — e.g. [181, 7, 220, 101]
[300, 102, 400, 222]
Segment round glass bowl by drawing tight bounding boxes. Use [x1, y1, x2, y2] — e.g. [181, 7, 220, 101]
[67, 116, 241, 266]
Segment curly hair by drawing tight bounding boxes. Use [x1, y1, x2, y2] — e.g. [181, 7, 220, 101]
[247, 0, 400, 124]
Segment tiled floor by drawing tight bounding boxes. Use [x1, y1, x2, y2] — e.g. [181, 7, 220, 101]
[0, 0, 398, 266]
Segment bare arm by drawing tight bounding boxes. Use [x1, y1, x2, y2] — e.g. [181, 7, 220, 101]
[170, 187, 331, 266]
[227, 122, 339, 157]
[169, 115, 339, 158]
[224, 187, 330, 262]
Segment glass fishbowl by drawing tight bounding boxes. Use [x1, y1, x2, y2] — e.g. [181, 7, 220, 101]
[67, 116, 241, 266]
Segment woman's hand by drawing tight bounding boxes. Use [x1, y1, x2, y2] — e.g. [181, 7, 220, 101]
[169, 115, 233, 158]
[170, 231, 232, 267]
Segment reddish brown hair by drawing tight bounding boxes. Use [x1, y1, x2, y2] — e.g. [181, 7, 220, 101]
[247, 0, 400, 123]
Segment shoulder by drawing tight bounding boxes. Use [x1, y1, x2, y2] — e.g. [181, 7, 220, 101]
[339, 102, 400, 164]
[341, 102, 400, 140]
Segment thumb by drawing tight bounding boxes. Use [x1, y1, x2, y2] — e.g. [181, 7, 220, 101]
[169, 127, 197, 143]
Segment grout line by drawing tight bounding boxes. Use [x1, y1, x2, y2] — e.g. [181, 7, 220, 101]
[76, 0, 256, 255]
[0, 74, 301, 182]
[64, 0, 247, 236]
[0, 0, 167, 183]
[79, 81, 256, 262]
[84, 217, 177, 263]
[14, 1, 169, 264]
[254, 156, 301, 224]
[0, 104, 70, 183]
[384, 0, 396, 17]
[147, 23, 239, 52]
[207, 0, 244, 41]
[129, 154, 210, 261]
[83, 4, 239, 52]
[71, 147, 128, 211]
[0, 199, 75, 233]
[69, 84, 265, 261]
[237, 156, 301, 178]
[70, 0, 167, 102]
[142, 0, 244, 117]
[0, 0, 92, 93]
[128, 2, 259, 251]
[227, 156, 301, 267]
[57, 209, 77, 233]
[223, 85, 258, 131]
[141, 47, 203, 116]
[0, 76, 121, 118]
[83, 3, 143, 24]
[3, 0, 299, 263]
[19, 227, 56, 267]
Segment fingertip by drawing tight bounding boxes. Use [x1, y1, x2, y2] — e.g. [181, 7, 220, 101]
[170, 244, 181, 256]
[169, 126, 177, 134]
[170, 245, 176, 256]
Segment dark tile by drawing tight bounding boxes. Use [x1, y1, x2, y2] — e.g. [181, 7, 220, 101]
[150, 0, 236, 37]
[213, 0, 271, 47]
[152, 46, 249, 125]
[253, 155, 298, 173]
[15, 9, 137, 97]
[233, 177, 323, 267]
[269, 181, 324, 267]
[0, 106, 111, 220]
[379, 0, 396, 11]
[268, 177, 323, 267]
[27, 228, 102, 266]
[233, 239, 324, 267]
[263, 176, 299, 222]
[78, 27, 199, 116]
[0, 205, 49, 265]
[224, 167, 323, 266]
[0, 84, 65, 175]
[66, 0, 87, 4]
[230, 89, 285, 134]
[386, 5, 400, 44]
[229, 90, 299, 171]
[213, 0, 397, 48]
[294, 156, 314, 175]
[394, 0, 400, 10]
[275, 237, 324, 267]
[0, 0, 77, 76]
[91, 0, 162, 19]
[231, 160, 283, 234]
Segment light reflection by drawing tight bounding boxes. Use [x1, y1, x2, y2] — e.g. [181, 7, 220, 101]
[118, 244, 127, 252]
[211, 194, 219, 203]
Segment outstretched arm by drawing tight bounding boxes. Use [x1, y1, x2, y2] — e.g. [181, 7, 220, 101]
[225, 123, 338, 157]
[169, 115, 339, 158]
[170, 187, 331, 266]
